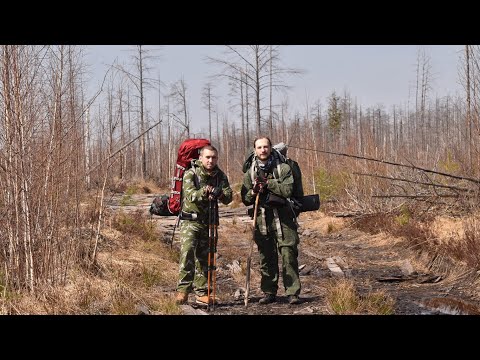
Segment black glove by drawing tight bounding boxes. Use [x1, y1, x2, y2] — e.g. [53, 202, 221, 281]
[252, 176, 267, 194]
[209, 186, 223, 200]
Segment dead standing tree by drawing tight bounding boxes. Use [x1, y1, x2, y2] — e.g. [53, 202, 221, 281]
[207, 45, 303, 136]
[415, 47, 433, 158]
[170, 77, 191, 138]
[113, 45, 161, 179]
[201, 82, 217, 141]
[459, 45, 480, 176]
[0, 45, 91, 293]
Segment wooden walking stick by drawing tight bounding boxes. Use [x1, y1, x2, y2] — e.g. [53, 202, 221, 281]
[244, 194, 260, 307]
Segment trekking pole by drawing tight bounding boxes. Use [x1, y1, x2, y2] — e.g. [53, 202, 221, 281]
[244, 194, 260, 307]
[211, 199, 219, 311]
[207, 198, 215, 311]
[170, 215, 180, 249]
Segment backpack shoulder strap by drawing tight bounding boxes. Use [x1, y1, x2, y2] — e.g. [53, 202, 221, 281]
[275, 161, 281, 179]
[191, 162, 200, 189]
[272, 157, 282, 179]
[249, 158, 257, 183]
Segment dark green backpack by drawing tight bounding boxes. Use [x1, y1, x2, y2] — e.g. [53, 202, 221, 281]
[242, 148, 304, 199]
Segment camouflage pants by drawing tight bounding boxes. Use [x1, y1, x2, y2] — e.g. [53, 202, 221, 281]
[176, 220, 212, 296]
[254, 209, 301, 296]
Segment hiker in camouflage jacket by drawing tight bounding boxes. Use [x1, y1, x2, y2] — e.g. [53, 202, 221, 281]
[241, 137, 301, 305]
[175, 145, 232, 305]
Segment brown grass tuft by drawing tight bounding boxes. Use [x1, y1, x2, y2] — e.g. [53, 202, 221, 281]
[326, 278, 395, 315]
[351, 213, 394, 235]
[442, 216, 480, 268]
[111, 210, 159, 242]
[351, 209, 436, 252]
[110, 284, 137, 314]
[111, 177, 163, 195]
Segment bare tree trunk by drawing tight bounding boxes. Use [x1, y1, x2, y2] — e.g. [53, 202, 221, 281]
[269, 45, 273, 135]
[201, 83, 215, 141]
[119, 86, 125, 180]
[166, 96, 172, 184]
[170, 77, 190, 138]
[240, 75, 245, 151]
[138, 45, 147, 179]
[207, 45, 303, 138]
[255, 47, 261, 134]
[84, 107, 91, 189]
[245, 69, 250, 147]
[216, 109, 220, 152]
[466, 45, 472, 170]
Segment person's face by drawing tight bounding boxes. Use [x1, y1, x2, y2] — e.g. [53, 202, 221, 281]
[200, 149, 218, 171]
[255, 138, 271, 161]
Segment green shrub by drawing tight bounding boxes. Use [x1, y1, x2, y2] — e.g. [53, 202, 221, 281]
[440, 151, 460, 174]
[395, 205, 411, 226]
[112, 211, 159, 242]
[141, 266, 166, 288]
[314, 168, 348, 202]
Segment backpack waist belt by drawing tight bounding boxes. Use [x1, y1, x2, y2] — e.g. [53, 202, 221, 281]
[180, 211, 199, 221]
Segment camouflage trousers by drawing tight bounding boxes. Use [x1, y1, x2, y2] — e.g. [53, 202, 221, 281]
[176, 220, 212, 296]
[254, 209, 301, 296]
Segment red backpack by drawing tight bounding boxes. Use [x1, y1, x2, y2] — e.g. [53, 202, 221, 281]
[150, 138, 211, 216]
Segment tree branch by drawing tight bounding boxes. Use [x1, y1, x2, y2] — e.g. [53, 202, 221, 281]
[353, 172, 472, 192]
[290, 145, 480, 185]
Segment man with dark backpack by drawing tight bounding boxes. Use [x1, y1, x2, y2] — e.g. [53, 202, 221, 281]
[241, 137, 302, 305]
[175, 145, 232, 306]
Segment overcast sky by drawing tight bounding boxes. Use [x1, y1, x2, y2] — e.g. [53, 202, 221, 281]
[85, 45, 464, 133]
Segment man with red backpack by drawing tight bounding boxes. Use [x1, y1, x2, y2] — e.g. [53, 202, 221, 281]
[175, 145, 232, 306]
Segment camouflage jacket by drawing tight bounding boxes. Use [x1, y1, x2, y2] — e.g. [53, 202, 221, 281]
[181, 159, 233, 219]
[241, 157, 294, 208]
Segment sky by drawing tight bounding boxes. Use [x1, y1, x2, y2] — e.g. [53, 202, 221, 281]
[85, 45, 464, 134]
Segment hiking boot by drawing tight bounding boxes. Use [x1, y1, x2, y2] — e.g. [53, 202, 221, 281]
[175, 292, 189, 305]
[195, 295, 219, 306]
[258, 294, 276, 304]
[288, 295, 300, 305]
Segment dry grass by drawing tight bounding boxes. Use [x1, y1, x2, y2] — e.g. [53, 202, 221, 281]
[6, 195, 480, 314]
[0, 209, 182, 315]
[351, 209, 436, 251]
[351, 213, 394, 235]
[422, 297, 480, 315]
[111, 210, 159, 242]
[299, 212, 347, 234]
[431, 216, 465, 244]
[226, 182, 244, 209]
[440, 215, 480, 269]
[111, 177, 164, 195]
[325, 278, 395, 315]
[349, 209, 480, 287]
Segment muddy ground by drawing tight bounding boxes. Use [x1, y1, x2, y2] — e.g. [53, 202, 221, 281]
[108, 194, 480, 315]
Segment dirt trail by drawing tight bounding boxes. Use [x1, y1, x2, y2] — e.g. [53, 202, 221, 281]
[107, 194, 480, 315]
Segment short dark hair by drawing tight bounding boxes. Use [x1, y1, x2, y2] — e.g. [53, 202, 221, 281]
[253, 136, 272, 148]
[200, 145, 218, 155]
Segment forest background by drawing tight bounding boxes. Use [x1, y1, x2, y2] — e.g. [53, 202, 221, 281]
[1, 45, 478, 314]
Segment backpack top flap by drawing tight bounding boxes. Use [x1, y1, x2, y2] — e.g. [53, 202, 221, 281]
[176, 138, 211, 168]
[167, 138, 211, 215]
